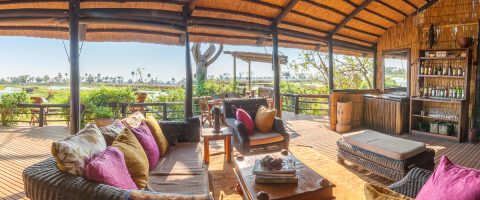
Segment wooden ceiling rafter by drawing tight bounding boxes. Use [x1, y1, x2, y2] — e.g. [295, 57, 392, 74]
[342, 0, 397, 24]
[273, 0, 300, 26]
[374, 0, 408, 17]
[329, 0, 374, 37]
[402, 0, 418, 10]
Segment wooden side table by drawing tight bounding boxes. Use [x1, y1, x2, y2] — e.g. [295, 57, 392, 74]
[202, 127, 233, 164]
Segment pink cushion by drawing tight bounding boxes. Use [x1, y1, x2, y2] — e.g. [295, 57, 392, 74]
[127, 121, 160, 171]
[236, 108, 254, 135]
[85, 147, 137, 190]
[416, 155, 480, 200]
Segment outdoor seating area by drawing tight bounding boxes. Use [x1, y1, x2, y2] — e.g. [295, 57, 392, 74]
[2, 0, 480, 200]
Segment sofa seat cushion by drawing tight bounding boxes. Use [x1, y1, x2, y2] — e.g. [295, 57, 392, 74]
[249, 131, 284, 146]
[343, 130, 426, 160]
[148, 143, 208, 195]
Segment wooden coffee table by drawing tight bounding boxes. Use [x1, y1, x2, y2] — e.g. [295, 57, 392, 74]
[202, 127, 233, 164]
[234, 152, 334, 200]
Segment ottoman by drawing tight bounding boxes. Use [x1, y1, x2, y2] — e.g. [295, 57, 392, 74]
[336, 130, 435, 181]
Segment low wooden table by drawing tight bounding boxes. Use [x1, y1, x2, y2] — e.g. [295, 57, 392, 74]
[234, 152, 334, 200]
[202, 127, 233, 164]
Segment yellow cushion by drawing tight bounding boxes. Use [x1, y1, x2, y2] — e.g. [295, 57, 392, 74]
[254, 106, 276, 133]
[249, 131, 284, 146]
[364, 184, 413, 200]
[145, 116, 169, 156]
[111, 128, 149, 189]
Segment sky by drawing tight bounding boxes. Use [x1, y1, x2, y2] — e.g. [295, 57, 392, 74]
[0, 36, 302, 82]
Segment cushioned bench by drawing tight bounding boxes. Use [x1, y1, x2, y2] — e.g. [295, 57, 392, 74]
[337, 130, 435, 181]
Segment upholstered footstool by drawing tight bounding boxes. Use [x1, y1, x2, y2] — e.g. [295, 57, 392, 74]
[336, 130, 435, 181]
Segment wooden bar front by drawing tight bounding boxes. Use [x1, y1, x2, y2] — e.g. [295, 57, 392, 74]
[364, 95, 409, 135]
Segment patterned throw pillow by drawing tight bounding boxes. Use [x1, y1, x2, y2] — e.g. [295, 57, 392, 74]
[98, 120, 125, 146]
[51, 124, 107, 176]
[112, 128, 149, 189]
[127, 121, 160, 171]
[85, 146, 138, 190]
[122, 112, 145, 128]
[145, 116, 169, 156]
[236, 108, 254, 135]
[254, 106, 277, 133]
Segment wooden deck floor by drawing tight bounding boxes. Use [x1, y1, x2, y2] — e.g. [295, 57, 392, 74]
[1, 117, 480, 199]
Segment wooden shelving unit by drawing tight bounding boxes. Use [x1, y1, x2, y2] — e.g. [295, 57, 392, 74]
[409, 48, 471, 142]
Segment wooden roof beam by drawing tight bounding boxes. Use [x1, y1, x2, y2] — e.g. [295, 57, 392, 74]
[403, 0, 418, 10]
[329, 0, 374, 37]
[273, 0, 300, 26]
[342, 0, 397, 24]
[375, 0, 408, 17]
[0, 0, 189, 5]
[414, 0, 439, 16]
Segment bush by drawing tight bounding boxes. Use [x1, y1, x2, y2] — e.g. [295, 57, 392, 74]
[91, 106, 114, 119]
[0, 91, 30, 126]
[81, 87, 135, 123]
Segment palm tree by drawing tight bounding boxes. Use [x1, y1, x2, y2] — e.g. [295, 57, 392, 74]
[131, 71, 135, 84]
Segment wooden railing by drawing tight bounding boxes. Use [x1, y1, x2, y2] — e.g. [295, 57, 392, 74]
[12, 102, 198, 127]
[281, 93, 329, 115]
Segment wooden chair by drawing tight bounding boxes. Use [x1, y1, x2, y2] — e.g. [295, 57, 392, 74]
[199, 96, 212, 127]
[30, 97, 47, 127]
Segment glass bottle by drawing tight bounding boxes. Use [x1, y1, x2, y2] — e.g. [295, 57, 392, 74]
[448, 65, 452, 76]
[453, 66, 457, 76]
[420, 65, 424, 75]
[457, 67, 462, 76]
[442, 65, 447, 75]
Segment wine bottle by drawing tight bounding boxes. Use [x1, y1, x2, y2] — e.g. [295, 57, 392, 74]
[457, 67, 462, 76]
[420, 65, 424, 75]
[448, 65, 452, 76]
[442, 65, 447, 75]
[453, 66, 457, 76]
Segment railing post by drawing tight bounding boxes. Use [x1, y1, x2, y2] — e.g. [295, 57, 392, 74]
[294, 95, 300, 115]
[121, 104, 127, 118]
[39, 106, 45, 127]
[163, 103, 168, 120]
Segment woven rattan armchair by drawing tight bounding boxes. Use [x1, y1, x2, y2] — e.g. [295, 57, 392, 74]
[23, 117, 212, 200]
[388, 167, 433, 198]
[223, 98, 289, 155]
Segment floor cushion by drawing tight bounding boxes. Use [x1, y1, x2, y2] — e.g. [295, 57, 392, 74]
[127, 121, 160, 170]
[254, 105, 276, 133]
[416, 155, 480, 200]
[249, 131, 284, 146]
[148, 143, 208, 195]
[343, 130, 426, 160]
[364, 183, 412, 200]
[122, 112, 145, 128]
[127, 190, 209, 200]
[236, 108, 254, 135]
[51, 123, 107, 176]
[111, 128, 149, 189]
[98, 120, 125, 146]
[145, 116, 169, 156]
[85, 146, 137, 190]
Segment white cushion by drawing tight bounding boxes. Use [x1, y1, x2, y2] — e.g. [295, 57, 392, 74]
[342, 130, 426, 160]
[249, 131, 284, 146]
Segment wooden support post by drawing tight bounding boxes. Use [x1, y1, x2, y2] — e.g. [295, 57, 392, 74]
[327, 37, 334, 93]
[248, 61, 251, 90]
[294, 95, 299, 115]
[474, 21, 480, 129]
[162, 103, 168, 120]
[373, 43, 377, 90]
[272, 25, 281, 117]
[233, 56, 237, 90]
[69, 0, 81, 134]
[39, 106, 45, 127]
[183, 6, 193, 121]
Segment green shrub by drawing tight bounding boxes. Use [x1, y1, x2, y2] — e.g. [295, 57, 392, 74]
[82, 87, 135, 123]
[0, 91, 30, 126]
[91, 106, 114, 119]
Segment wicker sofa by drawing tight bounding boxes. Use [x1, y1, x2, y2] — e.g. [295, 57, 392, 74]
[23, 117, 212, 200]
[223, 98, 289, 155]
[388, 167, 433, 198]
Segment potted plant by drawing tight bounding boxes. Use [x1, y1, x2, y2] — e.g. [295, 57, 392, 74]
[92, 106, 114, 127]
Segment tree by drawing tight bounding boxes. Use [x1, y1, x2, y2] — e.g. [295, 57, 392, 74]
[191, 43, 223, 84]
[288, 50, 373, 91]
[43, 75, 50, 84]
[35, 76, 43, 84]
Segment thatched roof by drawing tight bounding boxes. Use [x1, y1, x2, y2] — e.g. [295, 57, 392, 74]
[0, 0, 437, 56]
[224, 51, 288, 65]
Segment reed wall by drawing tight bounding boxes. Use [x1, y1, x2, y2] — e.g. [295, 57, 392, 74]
[376, 0, 479, 123]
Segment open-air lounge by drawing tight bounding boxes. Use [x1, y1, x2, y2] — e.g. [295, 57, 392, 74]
[1, 0, 480, 200]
